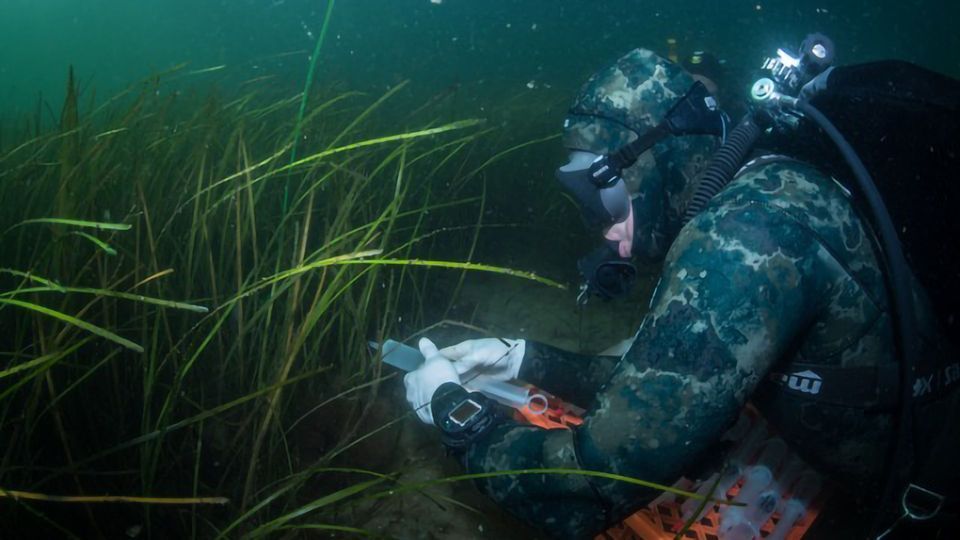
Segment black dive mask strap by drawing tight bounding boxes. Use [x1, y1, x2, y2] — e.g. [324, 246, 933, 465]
[582, 123, 671, 191]
[585, 81, 727, 187]
[603, 123, 672, 174]
[663, 80, 728, 138]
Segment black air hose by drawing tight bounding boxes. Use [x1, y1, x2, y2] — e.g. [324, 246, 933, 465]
[681, 114, 763, 225]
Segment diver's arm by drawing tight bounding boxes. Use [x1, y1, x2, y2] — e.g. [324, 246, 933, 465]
[518, 341, 620, 408]
[458, 203, 829, 539]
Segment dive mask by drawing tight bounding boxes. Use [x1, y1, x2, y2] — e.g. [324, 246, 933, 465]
[560, 81, 727, 302]
[556, 81, 728, 233]
[556, 151, 632, 231]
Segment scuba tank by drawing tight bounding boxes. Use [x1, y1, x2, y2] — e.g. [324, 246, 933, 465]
[679, 34, 959, 537]
[765, 60, 960, 340]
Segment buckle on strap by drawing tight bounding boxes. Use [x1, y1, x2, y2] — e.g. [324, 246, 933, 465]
[901, 483, 945, 521]
[875, 483, 946, 539]
[576, 282, 590, 306]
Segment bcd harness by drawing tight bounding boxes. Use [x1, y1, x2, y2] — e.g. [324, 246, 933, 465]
[711, 50, 960, 536]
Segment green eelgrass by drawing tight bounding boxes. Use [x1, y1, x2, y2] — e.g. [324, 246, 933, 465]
[196, 118, 486, 216]
[65, 231, 117, 256]
[363, 468, 742, 506]
[288, 0, 336, 166]
[216, 467, 395, 539]
[285, 0, 335, 216]
[246, 478, 386, 538]
[0, 269, 65, 292]
[235, 467, 742, 539]
[229, 253, 565, 306]
[0, 338, 91, 387]
[0, 280, 207, 357]
[674, 471, 724, 540]
[0, 353, 69, 381]
[32, 366, 331, 489]
[0, 488, 228, 505]
[4, 217, 131, 234]
[0, 285, 209, 313]
[0, 60, 582, 538]
[0, 298, 143, 352]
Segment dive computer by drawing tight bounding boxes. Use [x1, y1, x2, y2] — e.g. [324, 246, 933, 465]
[432, 382, 499, 449]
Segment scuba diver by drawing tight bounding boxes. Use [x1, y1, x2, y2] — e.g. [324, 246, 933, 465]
[402, 38, 960, 539]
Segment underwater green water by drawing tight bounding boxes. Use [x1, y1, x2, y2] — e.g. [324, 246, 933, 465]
[2, 0, 958, 119]
[0, 1, 957, 538]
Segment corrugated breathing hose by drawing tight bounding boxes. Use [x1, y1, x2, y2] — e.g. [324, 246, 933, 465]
[681, 114, 764, 225]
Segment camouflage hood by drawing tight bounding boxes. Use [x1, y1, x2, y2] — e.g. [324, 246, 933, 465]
[563, 48, 718, 262]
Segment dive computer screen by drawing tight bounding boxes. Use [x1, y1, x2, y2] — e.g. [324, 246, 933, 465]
[449, 399, 482, 426]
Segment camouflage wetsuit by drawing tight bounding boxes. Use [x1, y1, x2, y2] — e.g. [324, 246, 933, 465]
[450, 49, 953, 539]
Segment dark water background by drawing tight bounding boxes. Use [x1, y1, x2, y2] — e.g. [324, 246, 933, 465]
[2, 0, 958, 118]
[5, 0, 954, 271]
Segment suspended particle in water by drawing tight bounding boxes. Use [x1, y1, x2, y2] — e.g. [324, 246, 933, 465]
[526, 80, 536, 89]
[430, 0, 442, 4]
[300, 20, 315, 40]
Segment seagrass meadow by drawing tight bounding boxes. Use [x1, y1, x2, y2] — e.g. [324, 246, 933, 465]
[2, 0, 958, 538]
[0, 60, 582, 540]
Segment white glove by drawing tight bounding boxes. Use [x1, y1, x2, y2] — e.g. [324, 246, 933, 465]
[403, 337, 460, 425]
[439, 338, 525, 382]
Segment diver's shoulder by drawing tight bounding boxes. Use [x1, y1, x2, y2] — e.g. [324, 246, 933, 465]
[689, 155, 868, 259]
[733, 156, 834, 192]
[712, 156, 850, 215]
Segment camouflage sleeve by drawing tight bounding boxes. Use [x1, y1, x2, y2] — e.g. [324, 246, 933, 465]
[460, 199, 833, 539]
[518, 341, 620, 408]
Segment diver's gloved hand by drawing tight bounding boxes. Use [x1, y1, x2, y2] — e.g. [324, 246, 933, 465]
[439, 338, 526, 382]
[799, 66, 835, 101]
[404, 338, 460, 425]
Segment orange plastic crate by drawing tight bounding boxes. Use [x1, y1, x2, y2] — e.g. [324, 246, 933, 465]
[596, 406, 826, 540]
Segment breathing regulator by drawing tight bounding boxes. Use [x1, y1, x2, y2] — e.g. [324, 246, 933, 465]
[750, 33, 836, 126]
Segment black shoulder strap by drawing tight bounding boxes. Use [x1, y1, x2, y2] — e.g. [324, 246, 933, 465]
[764, 359, 960, 410]
[764, 362, 898, 410]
